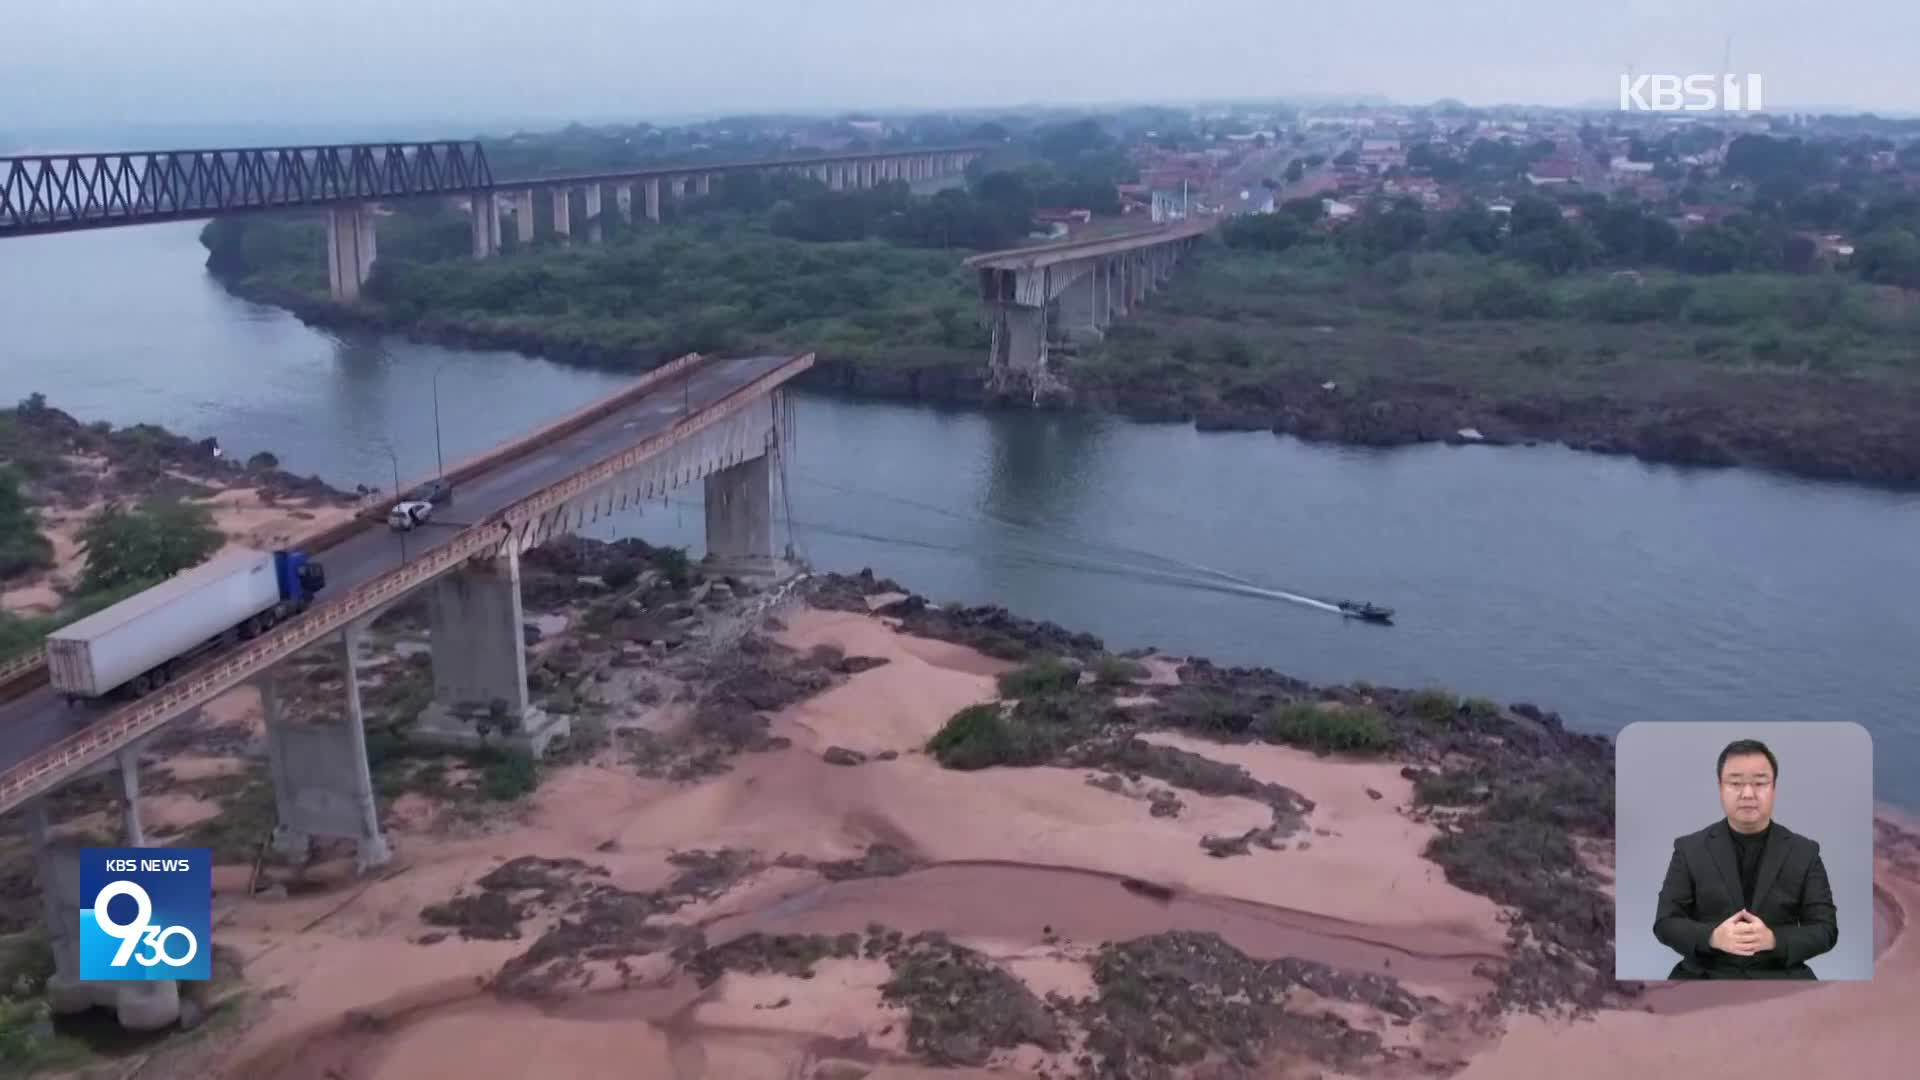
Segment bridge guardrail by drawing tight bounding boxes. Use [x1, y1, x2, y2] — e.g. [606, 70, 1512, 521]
[0, 353, 811, 813]
[0, 353, 714, 706]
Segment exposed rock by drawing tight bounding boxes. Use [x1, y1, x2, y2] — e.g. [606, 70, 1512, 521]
[822, 746, 866, 767]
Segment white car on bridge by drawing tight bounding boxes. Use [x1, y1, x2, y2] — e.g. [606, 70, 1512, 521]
[387, 500, 434, 531]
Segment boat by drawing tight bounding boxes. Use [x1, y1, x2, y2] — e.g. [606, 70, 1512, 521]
[1337, 601, 1394, 624]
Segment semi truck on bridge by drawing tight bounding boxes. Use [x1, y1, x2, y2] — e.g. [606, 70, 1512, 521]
[45, 548, 326, 702]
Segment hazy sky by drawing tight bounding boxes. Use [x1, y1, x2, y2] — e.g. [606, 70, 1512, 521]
[6, 0, 1919, 140]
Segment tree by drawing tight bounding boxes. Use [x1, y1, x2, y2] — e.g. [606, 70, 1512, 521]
[0, 467, 52, 580]
[1343, 198, 1428, 260]
[1508, 194, 1563, 237]
[76, 498, 223, 595]
[1222, 214, 1308, 252]
[1431, 203, 1503, 255]
[1333, 149, 1359, 167]
[1279, 196, 1324, 224]
[1854, 227, 1920, 288]
[1673, 224, 1747, 274]
[1508, 219, 1597, 276]
[1284, 159, 1306, 183]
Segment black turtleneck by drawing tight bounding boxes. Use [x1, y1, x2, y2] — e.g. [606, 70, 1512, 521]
[1730, 821, 1772, 906]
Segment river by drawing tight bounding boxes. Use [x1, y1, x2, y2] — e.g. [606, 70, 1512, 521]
[3, 222, 1917, 808]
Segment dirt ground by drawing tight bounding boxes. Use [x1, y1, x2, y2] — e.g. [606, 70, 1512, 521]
[3, 560, 1915, 1080]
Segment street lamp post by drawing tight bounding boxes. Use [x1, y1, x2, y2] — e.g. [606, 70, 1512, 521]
[431, 361, 449, 481]
[381, 442, 406, 557]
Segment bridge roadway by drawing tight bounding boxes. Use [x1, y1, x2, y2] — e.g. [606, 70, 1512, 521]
[0, 352, 794, 779]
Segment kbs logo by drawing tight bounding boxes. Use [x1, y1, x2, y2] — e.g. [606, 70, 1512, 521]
[79, 848, 211, 981]
[1619, 73, 1765, 113]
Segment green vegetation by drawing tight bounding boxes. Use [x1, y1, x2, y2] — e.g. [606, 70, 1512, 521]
[74, 497, 223, 594]
[1256, 702, 1394, 755]
[925, 704, 1058, 771]
[995, 657, 1080, 698]
[0, 495, 226, 663]
[0, 469, 51, 581]
[1092, 654, 1148, 686]
[477, 748, 539, 801]
[208, 214, 988, 368]
[0, 932, 87, 1075]
[1408, 689, 1461, 724]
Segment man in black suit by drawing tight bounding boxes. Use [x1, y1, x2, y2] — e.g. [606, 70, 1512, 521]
[1652, 739, 1838, 979]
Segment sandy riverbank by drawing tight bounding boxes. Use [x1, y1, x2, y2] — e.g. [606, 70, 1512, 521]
[8, 562, 1915, 1079]
[1, 402, 357, 616]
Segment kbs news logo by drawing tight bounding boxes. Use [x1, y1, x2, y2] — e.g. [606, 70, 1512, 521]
[1619, 73, 1765, 112]
[79, 848, 211, 981]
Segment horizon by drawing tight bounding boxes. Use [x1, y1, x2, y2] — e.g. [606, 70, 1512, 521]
[7, 1, 1920, 151]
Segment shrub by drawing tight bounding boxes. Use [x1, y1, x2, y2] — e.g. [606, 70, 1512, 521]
[1092, 655, 1148, 687]
[477, 748, 538, 800]
[0, 467, 52, 580]
[1257, 703, 1394, 755]
[927, 704, 1016, 770]
[1412, 769, 1482, 806]
[602, 559, 640, 590]
[651, 545, 692, 589]
[996, 657, 1079, 699]
[1408, 689, 1459, 723]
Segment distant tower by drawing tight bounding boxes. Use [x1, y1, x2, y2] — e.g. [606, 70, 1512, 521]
[1721, 32, 1735, 117]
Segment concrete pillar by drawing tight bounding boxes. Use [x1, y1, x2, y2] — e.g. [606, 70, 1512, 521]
[696, 173, 711, 196]
[337, 625, 391, 871]
[261, 638, 390, 873]
[616, 182, 634, 224]
[515, 188, 535, 244]
[31, 799, 183, 1029]
[645, 178, 661, 223]
[703, 454, 773, 563]
[829, 164, 844, 191]
[551, 188, 571, 241]
[584, 184, 603, 243]
[261, 675, 309, 860]
[988, 305, 1048, 380]
[118, 748, 145, 847]
[325, 203, 377, 302]
[469, 193, 500, 258]
[415, 547, 568, 758]
[671, 176, 686, 201]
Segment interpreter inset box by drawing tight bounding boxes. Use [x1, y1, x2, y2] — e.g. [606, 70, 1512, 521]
[1614, 721, 1873, 981]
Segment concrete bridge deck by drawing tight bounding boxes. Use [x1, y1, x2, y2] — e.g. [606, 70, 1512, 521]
[0, 351, 806, 812]
[961, 219, 1212, 271]
[964, 221, 1211, 391]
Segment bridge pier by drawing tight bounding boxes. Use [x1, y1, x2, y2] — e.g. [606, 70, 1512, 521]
[550, 188, 572, 242]
[413, 547, 568, 760]
[263, 632, 391, 872]
[695, 174, 711, 196]
[645, 178, 661, 223]
[584, 185, 603, 243]
[324, 203, 378, 302]
[987, 304, 1049, 387]
[616, 183, 634, 225]
[29, 791, 183, 1031]
[704, 453, 773, 567]
[513, 189, 535, 245]
[470, 192, 501, 258]
[1056, 266, 1104, 342]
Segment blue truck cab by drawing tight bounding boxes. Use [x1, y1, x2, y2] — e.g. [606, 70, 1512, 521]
[273, 549, 327, 610]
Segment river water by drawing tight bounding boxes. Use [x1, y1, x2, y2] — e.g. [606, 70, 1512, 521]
[3, 222, 1917, 808]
